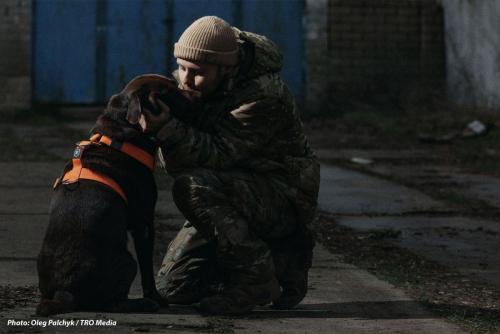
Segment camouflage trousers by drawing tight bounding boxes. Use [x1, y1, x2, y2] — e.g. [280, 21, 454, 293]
[156, 168, 315, 305]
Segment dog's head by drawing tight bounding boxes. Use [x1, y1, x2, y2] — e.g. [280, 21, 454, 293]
[93, 74, 199, 142]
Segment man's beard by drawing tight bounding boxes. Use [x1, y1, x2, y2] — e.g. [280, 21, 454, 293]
[181, 70, 227, 99]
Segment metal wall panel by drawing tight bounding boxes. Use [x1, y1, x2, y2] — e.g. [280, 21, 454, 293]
[34, 0, 97, 103]
[105, 0, 170, 99]
[34, 0, 304, 104]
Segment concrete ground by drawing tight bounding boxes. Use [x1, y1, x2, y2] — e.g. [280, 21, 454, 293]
[318, 149, 500, 290]
[0, 120, 470, 333]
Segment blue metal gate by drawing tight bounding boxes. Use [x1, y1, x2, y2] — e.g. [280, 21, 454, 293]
[34, 0, 304, 104]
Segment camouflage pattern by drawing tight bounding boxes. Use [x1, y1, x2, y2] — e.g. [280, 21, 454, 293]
[155, 28, 320, 311]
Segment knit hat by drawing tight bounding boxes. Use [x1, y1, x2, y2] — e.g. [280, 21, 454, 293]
[174, 16, 239, 66]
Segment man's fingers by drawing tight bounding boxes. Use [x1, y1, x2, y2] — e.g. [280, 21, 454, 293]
[139, 106, 170, 133]
[148, 92, 159, 110]
[139, 114, 147, 132]
[156, 99, 171, 114]
[148, 93, 170, 115]
[126, 94, 141, 124]
[139, 107, 154, 132]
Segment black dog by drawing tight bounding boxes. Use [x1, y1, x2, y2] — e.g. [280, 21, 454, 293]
[37, 75, 196, 316]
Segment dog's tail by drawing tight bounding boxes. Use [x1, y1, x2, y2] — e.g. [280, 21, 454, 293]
[36, 291, 75, 316]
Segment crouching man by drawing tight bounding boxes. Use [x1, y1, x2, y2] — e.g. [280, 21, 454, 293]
[134, 16, 320, 315]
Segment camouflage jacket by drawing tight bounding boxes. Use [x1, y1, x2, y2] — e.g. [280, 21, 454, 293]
[157, 29, 320, 205]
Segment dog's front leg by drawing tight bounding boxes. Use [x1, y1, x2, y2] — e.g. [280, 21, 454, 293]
[132, 224, 169, 307]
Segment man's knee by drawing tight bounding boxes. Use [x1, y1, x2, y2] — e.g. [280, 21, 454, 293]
[171, 169, 225, 238]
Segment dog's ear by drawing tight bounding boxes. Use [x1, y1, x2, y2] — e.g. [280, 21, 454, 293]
[107, 93, 126, 110]
[106, 93, 129, 118]
[126, 93, 141, 125]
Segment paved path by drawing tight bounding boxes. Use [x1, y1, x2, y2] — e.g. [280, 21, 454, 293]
[319, 165, 451, 215]
[0, 152, 468, 333]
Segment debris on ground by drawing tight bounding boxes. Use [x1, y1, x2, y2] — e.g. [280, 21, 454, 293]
[0, 285, 38, 312]
[350, 157, 374, 165]
[462, 120, 488, 139]
[418, 132, 457, 144]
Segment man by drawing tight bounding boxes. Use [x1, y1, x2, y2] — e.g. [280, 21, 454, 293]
[134, 16, 320, 315]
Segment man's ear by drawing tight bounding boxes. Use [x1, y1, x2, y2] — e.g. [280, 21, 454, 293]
[126, 93, 142, 125]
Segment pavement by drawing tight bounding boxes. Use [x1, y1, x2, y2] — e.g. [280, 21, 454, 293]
[0, 120, 473, 333]
[318, 148, 500, 290]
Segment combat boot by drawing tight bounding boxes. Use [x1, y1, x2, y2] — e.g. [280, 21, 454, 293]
[271, 228, 314, 309]
[198, 276, 281, 315]
[272, 266, 309, 309]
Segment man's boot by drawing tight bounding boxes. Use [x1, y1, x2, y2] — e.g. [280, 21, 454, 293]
[271, 227, 315, 309]
[198, 276, 281, 315]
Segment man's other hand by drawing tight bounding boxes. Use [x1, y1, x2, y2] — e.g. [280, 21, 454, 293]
[139, 93, 171, 133]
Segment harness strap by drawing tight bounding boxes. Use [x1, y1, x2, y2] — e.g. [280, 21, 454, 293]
[62, 157, 128, 204]
[91, 134, 155, 171]
[53, 133, 156, 204]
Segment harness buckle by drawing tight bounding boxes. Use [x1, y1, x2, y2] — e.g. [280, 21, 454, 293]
[73, 146, 83, 159]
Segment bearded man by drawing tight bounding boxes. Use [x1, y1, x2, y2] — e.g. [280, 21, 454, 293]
[134, 16, 320, 315]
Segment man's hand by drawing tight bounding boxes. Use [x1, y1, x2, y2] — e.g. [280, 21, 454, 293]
[139, 93, 172, 133]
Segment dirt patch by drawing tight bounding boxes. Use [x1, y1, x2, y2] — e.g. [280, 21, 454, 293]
[305, 106, 500, 177]
[314, 212, 500, 334]
[0, 285, 39, 312]
[0, 124, 88, 162]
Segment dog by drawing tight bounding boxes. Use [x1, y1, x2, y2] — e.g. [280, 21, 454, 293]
[36, 74, 197, 316]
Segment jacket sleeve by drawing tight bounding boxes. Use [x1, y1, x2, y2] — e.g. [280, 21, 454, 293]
[156, 97, 284, 172]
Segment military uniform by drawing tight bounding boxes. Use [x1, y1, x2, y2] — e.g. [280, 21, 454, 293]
[155, 29, 320, 313]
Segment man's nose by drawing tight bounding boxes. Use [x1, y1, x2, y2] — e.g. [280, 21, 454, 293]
[183, 72, 194, 87]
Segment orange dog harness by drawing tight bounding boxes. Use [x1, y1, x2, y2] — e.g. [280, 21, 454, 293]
[53, 134, 155, 204]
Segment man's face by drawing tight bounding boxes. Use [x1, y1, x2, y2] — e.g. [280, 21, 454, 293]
[177, 58, 224, 98]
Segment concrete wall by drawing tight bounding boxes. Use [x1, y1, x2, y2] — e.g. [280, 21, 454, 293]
[306, 0, 445, 114]
[442, 0, 500, 109]
[0, 0, 31, 113]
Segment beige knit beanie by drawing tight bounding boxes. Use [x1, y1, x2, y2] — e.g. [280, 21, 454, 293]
[174, 16, 238, 66]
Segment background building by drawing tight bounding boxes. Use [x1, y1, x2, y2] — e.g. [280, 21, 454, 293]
[1, 0, 499, 114]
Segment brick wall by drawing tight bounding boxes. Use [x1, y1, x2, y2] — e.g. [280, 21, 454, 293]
[0, 0, 31, 113]
[306, 0, 444, 114]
